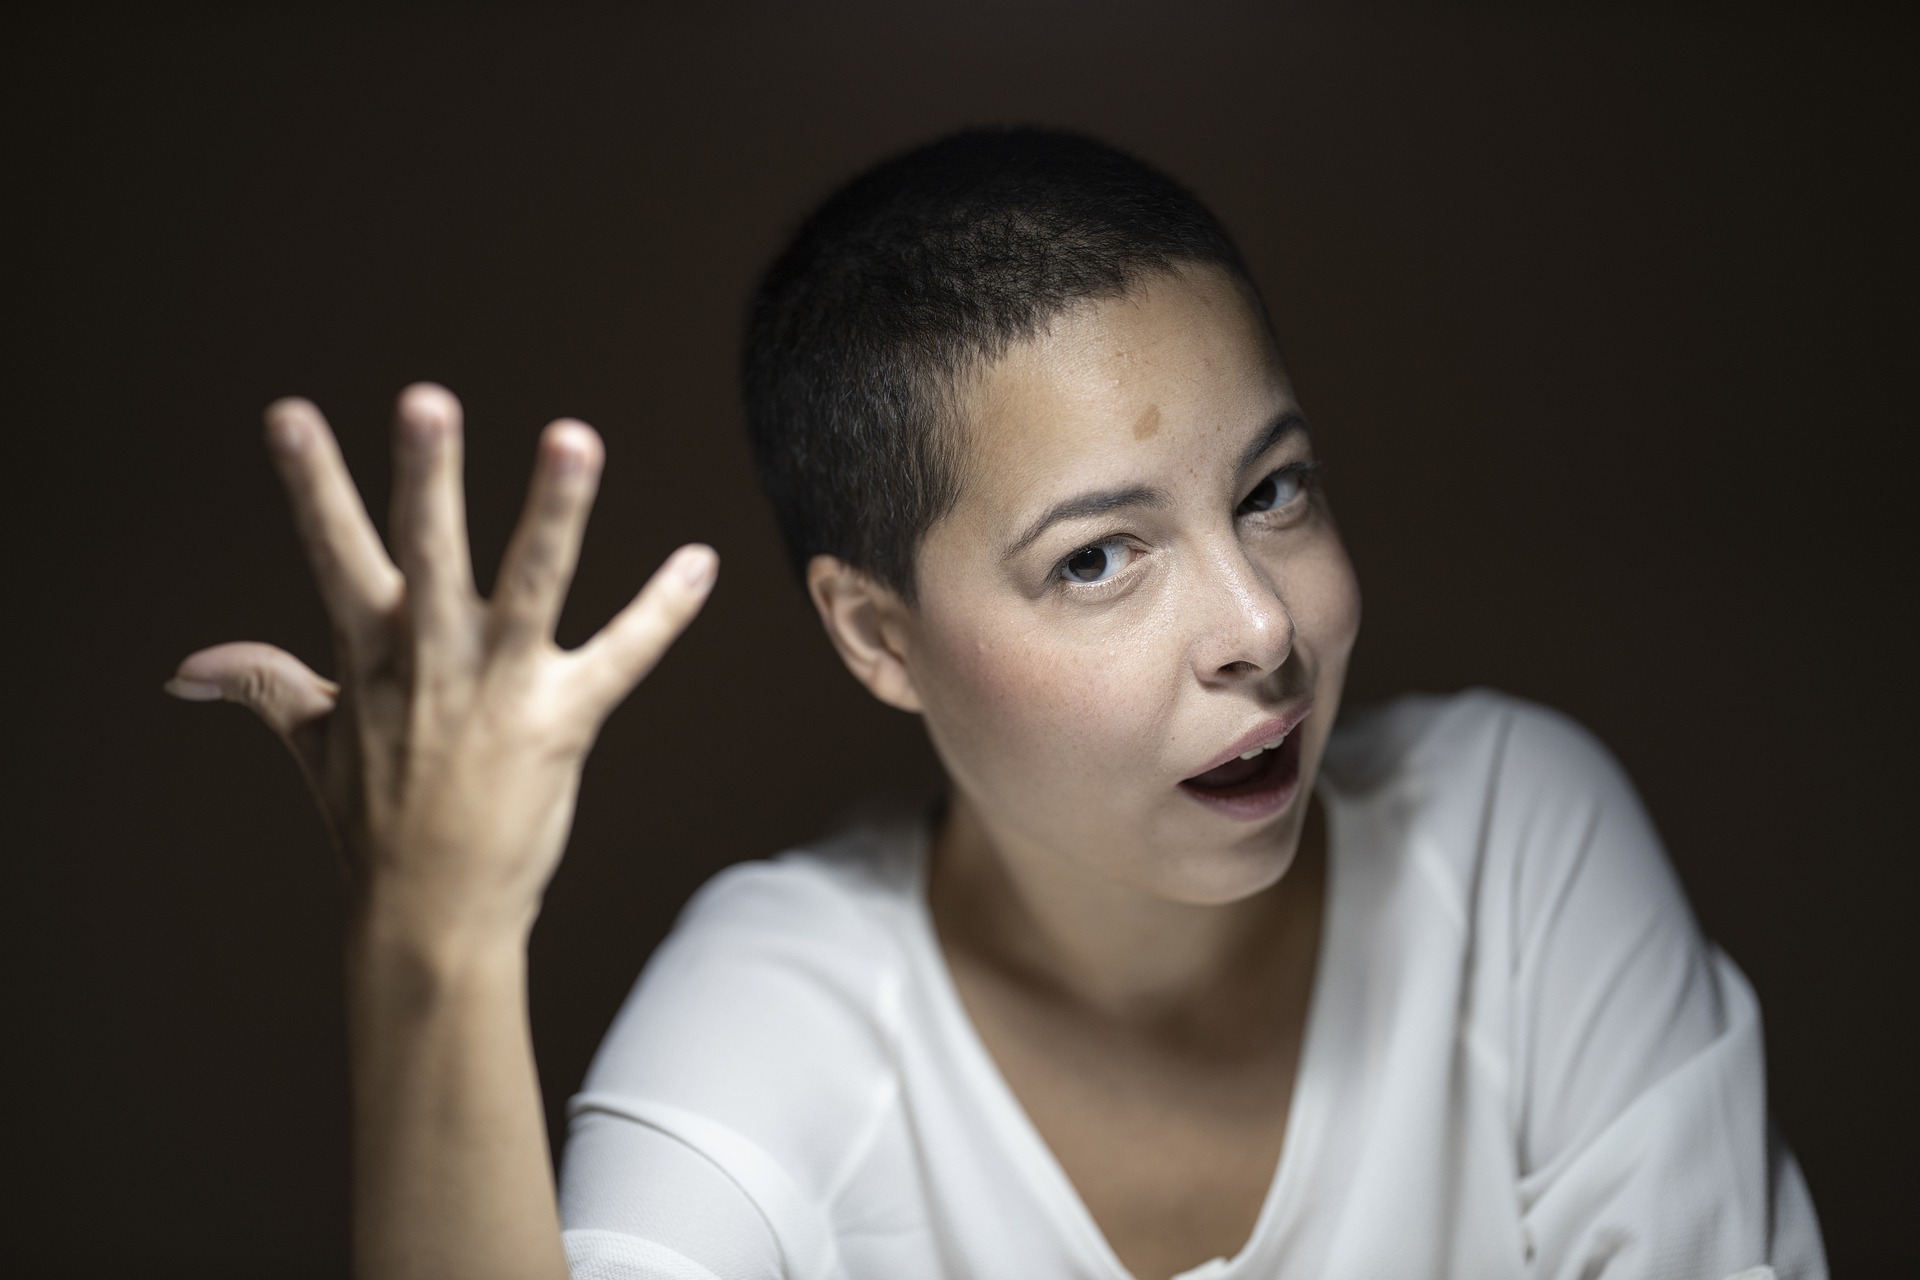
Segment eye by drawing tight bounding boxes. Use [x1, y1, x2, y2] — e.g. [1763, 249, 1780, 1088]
[1239, 463, 1315, 516]
[1057, 538, 1130, 585]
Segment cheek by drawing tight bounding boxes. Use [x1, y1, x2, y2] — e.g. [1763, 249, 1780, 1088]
[1288, 534, 1363, 667]
[914, 611, 1169, 798]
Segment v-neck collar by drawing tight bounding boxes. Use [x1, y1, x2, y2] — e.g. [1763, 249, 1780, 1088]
[895, 786, 1353, 1280]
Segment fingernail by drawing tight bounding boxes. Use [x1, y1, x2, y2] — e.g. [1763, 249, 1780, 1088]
[164, 677, 225, 702]
[545, 421, 601, 478]
[265, 410, 307, 455]
[676, 546, 717, 589]
[401, 385, 454, 441]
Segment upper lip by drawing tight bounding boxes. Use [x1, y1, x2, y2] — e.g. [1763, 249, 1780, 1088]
[1182, 702, 1315, 781]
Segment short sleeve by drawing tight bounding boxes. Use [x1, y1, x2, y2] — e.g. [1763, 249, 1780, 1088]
[559, 1104, 781, 1280]
[557, 854, 905, 1280]
[1495, 703, 1826, 1279]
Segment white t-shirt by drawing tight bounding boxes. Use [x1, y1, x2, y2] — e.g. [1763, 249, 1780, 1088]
[559, 690, 1825, 1280]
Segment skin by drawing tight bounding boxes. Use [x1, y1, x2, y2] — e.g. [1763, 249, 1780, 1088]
[170, 387, 716, 1280]
[170, 263, 1359, 1280]
[811, 263, 1362, 1277]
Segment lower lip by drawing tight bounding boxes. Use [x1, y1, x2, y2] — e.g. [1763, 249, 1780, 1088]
[1177, 730, 1304, 823]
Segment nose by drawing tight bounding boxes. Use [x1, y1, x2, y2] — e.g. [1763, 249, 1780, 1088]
[1187, 542, 1294, 684]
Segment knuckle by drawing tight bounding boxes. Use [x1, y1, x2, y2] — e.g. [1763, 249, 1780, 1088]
[623, 627, 676, 674]
[509, 546, 557, 595]
[653, 596, 700, 636]
[536, 479, 580, 517]
[235, 665, 279, 713]
[500, 569, 542, 612]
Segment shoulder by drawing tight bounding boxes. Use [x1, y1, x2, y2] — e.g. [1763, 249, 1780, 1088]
[1323, 688, 1647, 858]
[574, 811, 926, 1202]
[1322, 689, 1679, 929]
[1323, 686, 1625, 803]
[668, 816, 920, 966]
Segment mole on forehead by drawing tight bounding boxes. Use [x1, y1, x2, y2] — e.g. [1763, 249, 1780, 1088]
[1132, 404, 1162, 439]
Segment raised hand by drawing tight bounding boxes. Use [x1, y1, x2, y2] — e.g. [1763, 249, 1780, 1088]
[167, 384, 716, 1278]
[169, 384, 716, 941]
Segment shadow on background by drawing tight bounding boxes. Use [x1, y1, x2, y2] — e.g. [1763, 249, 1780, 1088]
[7, 5, 1911, 1273]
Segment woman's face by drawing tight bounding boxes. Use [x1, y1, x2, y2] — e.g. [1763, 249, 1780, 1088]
[898, 263, 1363, 905]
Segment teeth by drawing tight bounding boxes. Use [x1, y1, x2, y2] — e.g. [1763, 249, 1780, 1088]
[1238, 737, 1284, 761]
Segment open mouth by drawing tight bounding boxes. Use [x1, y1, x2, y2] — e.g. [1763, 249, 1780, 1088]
[1178, 726, 1304, 820]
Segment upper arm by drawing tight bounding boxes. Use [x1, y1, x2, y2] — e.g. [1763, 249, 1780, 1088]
[1490, 702, 1824, 1278]
[1502, 705, 1723, 1172]
[561, 1108, 781, 1280]
[558, 858, 902, 1280]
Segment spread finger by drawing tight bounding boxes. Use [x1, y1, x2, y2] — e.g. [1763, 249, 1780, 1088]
[491, 420, 604, 656]
[390, 383, 480, 665]
[265, 398, 403, 652]
[569, 544, 718, 721]
[167, 641, 340, 738]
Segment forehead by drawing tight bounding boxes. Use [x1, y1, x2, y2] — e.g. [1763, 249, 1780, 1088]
[948, 264, 1290, 524]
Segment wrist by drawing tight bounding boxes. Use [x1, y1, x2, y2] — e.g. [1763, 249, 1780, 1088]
[346, 890, 532, 1012]
[350, 863, 540, 948]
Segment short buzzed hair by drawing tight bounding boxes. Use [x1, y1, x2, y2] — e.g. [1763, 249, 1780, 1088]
[741, 126, 1264, 601]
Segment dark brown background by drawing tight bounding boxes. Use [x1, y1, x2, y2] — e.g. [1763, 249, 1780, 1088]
[7, 5, 1912, 1275]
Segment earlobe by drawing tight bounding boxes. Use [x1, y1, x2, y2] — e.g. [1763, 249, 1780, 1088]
[806, 556, 924, 713]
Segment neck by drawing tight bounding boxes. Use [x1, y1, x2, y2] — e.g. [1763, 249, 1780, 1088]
[928, 795, 1326, 1024]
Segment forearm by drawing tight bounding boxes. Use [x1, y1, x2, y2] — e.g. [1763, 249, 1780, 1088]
[347, 910, 569, 1280]
[173, 389, 715, 1279]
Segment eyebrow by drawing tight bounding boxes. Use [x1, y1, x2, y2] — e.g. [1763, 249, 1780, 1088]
[1003, 483, 1169, 560]
[1002, 410, 1312, 561]
[1240, 410, 1311, 473]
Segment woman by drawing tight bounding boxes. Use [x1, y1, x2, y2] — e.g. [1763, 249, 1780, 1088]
[167, 130, 1822, 1279]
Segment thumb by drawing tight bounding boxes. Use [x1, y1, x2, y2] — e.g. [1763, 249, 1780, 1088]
[166, 642, 339, 743]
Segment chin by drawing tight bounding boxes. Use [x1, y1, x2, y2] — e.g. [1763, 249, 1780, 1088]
[1148, 826, 1305, 906]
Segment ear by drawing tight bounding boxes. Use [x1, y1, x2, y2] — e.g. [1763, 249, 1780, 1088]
[806, 555, 924, 713]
